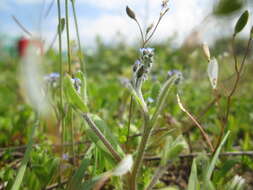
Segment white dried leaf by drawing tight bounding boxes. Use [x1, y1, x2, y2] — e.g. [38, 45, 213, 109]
[113, 154, 133, 176]
[207, 58, 218, 89]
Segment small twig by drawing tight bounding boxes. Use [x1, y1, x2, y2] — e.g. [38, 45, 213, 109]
[177, 94, 214, 152]
[45, 179, 68, 190]
[144, 151, 253, 161]
[12, 15, 32, 37]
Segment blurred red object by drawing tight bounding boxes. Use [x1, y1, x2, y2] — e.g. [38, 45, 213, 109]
[17, 37, 44, 57]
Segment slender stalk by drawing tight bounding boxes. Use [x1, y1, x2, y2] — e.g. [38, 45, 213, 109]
[57, 0, 64, 186]
[143, 8, 169, 47]
[215, 36, 252, 150]
[177, 94, 214, 152]
[71, 0, 86, 73]
[82, 113, 121, 162]
[130, 113, 150, 190]
[70, 108, 76, 165]
[12, 15, 32, 37]
[126, 96, 134, 152]
[134, 19, 145, 47]
[65, 0, 71, 74]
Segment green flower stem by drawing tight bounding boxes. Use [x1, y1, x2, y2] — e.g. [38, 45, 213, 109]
[65, 0, 71, 74]
[57, 0, 64, 185]
[130, 112, 150, 190]
[82, 113, 121, 162]
[71, 0, 86, 73]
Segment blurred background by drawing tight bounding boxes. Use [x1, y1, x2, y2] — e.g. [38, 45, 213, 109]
[0, 0, 253, 50]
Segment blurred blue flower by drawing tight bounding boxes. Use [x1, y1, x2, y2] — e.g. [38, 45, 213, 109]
[139, 47, 154, 56]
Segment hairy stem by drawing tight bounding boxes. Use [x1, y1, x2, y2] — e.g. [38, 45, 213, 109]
[82, 113, 121, 162]
[130, 113, 150, 190]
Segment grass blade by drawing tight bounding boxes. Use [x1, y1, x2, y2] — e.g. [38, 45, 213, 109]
[10, 123, 37, 190]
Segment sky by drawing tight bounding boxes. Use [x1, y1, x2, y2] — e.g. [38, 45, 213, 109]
[0, 0, 252, 49]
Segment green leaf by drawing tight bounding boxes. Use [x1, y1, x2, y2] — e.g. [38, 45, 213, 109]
[205, 131, 230, 185]
[234, 10, 249, 35]
[80, 175, 102, 190]
[214, 0, 244, 16]
[188, 159, 199, 190]
[127, 83, 148, 113]
[160, 135, 187, 166]
[151, 74, 179, 126]
[68, 158, 90, 190]
[64, 74, 89, 112]
[10, 124, 36, 190]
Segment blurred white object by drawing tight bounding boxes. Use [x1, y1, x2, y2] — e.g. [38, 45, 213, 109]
[113, 154, 133, 176]
[20, 42, 49, 115]
[207, 58, 218, 89]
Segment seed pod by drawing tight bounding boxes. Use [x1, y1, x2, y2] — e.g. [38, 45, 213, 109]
[207, 58, 218, 89]
[126, 6, 136, 20]
[202, 43, 211, 61]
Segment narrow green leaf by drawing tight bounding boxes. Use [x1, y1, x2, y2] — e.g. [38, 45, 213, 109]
[205, 131, 230, 180]
[11, 124, 37, 190]
[68, 158, 90, 190]
[188, 159, 199, 190]
[160, 135, 187, 166]
[234, 10, 249, 35]
[151, 74, 179, 126]
[64, 74, 89, 112]
[127, 83, 148, 113]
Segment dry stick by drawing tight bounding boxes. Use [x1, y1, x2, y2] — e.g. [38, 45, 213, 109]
[215, 36, 252, 151]
[144, 151, 253, 161]
[12, 15, 32, 37]
[177, 94, 214, 152]
[82, 113, 121, 162]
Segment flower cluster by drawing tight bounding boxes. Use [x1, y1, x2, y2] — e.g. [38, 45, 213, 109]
[167, 69, 183, 84]
[131, 48, 154, 90]
[44, 72, 60, 87]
